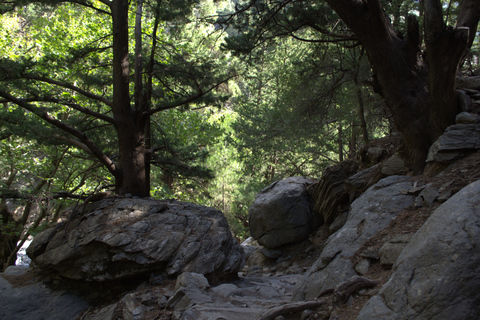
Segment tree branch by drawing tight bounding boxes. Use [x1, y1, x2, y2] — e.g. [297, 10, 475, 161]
[42, 97, 116, 124]
[22, 74, 113, 107]
[149, 74, 237, 115]
[0, 89, 118, 177]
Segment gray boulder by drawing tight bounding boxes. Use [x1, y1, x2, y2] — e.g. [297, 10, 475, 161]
[249, 177, 318, 248]
[27, 199, 244, 281]
[456, 76, 480, 90]
[0, 266, 89, 320]
[427, 123, 480, 163]
[293, 176, 415, 300]
[357, 180, 480, 320]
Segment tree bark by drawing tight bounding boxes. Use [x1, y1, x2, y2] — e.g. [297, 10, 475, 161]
[425, 0, 469, 139]
[326, 0, 431, 173]
[111, 0, 149, 197]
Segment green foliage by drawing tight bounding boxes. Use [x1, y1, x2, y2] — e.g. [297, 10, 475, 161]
[0, 220, 21, 237]
[3, 0, 473, 243]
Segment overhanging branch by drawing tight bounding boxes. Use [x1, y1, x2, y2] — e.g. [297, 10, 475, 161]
[148, 73, 237, 115]
[0, 89, 118, 177]
[22, 75, 114, 107]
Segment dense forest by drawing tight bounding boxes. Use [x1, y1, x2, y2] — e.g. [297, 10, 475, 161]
[0, 0, 479, 270]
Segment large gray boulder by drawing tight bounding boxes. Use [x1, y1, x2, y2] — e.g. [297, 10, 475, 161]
[27, 199, 244, 281]
[293, 176, 415, 300]
[357, 180, 480, 320]
[249, 177, 318, 249]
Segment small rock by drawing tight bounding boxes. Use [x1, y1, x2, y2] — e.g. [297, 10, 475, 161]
[437, 190, 453, 203]
[259, 247, 283, 259]
[419, 185, 439, 206]
[329, 211, 349, 233]
[241, 237, 258, 246]
[378, 234, 413, 269]
[414, 196, 423, 208]
[355, 258, 370, 275]
[381, 152, 408, 176]
[407, 185, 426, 195]
[140, 293, 156, 306]
[456, 112, 479, 124]
[360, 249, 379, 260]
[157, 295, 168, 308]
[175, 272, 210, 291]
[167, 285, 212, 311]
[457, 90, 471, 111]
[210, 283, 239, 298]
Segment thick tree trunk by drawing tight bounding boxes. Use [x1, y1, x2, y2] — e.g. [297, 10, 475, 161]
[116, 120, 149, 196]
[456, 0, 480, 66]
[325, 0, 475, 174]
[326, 0, 431, 173]
[425, 0, 469, 139]
[111, 0, 149, 197]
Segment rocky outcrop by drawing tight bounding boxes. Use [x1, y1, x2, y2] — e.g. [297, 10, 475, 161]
[27, 198, 244, 282]
[0, 266, 89, 320]
[293, 176, 415, 301]
[357, 180, 480, 320]
[427, 116, 480, 163]
[248, 177, 318, 248]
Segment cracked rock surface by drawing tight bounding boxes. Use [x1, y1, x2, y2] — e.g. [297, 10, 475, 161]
[27, 199, 245, 281]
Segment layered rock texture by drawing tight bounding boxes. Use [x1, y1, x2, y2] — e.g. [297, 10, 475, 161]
[27, 199, 244, 281]
[293, 175, 416, 300]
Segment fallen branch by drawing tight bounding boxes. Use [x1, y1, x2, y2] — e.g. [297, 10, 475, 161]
[334, 276, 377, 304]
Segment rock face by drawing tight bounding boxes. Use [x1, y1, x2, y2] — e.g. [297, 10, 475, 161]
[427, 123, 480, 163]
[0, 266, 88, 320]
[357, 180, 480, 320]
[293, 176, 415, 301]
[248, 177, 318, 249]
[27, 199, 244, 281]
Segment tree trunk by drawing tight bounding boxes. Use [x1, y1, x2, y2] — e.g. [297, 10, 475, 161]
[425, 0, 469, 139]
[325, 0, 475, 174]
[327, 0, 431, 173]
[111, 0, 149, 197]
[116, 121, 149, 196]
[456, 0, 480, 67]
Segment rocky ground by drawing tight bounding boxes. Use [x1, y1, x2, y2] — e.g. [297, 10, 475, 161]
[317, 150, 480, 320]
[1, 151, 479, 320]
[95, 150, 480, 320]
